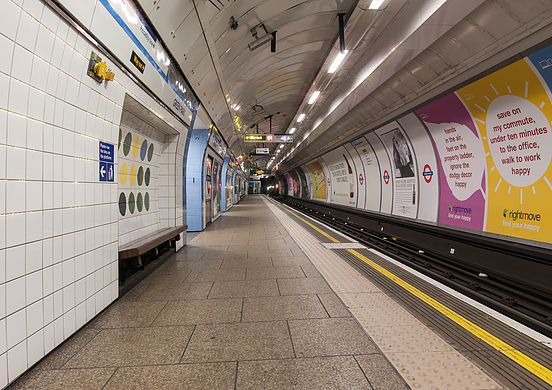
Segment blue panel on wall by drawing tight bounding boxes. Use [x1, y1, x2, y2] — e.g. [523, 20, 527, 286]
[185, 129, 210, 231]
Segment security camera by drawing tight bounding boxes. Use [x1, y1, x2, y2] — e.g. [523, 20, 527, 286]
[230, 16, 238, 30]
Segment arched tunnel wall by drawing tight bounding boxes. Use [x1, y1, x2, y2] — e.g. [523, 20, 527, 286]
[278, 42, 552, 250]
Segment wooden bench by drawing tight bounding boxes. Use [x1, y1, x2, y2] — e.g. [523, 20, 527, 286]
[118, 225, 188, 267]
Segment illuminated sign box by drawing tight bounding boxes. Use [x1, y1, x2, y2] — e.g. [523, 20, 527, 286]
[244, 134, 293, 143]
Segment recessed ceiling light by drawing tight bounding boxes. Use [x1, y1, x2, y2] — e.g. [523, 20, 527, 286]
[297, 113, 305, 122]
[289, 128, 296, 134]
[308, 91, 320, 105]
[328, 50, 348, 73]
[369, 0, 384, 9]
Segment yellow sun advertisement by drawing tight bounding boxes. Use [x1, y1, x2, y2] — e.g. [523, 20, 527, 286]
[457, 56, 552, 242]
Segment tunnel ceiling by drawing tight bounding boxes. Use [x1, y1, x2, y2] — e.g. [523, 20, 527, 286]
[277, 0, 552, 171]
[137, 0, 552, 171]
[137, 0, 358, 168]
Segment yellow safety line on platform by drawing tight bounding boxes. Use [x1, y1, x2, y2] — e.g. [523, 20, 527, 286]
[270, 199, 552, 386]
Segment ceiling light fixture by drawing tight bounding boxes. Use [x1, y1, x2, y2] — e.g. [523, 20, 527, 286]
[308, 91, 320, 105]
[328, 50, 348, 73]
[297, 113, 305, 122]
[289, 128, 296, 134]
[279, 144, 284, 149]
[369, 0, 385, 9]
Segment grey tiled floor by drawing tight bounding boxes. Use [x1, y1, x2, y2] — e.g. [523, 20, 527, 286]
[10, 196, 407, 389]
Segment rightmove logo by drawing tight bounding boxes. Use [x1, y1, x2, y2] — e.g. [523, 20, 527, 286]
[502, 209, 541, 222]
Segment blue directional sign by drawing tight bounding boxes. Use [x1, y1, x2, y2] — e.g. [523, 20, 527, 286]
[99, 141, 115, 182]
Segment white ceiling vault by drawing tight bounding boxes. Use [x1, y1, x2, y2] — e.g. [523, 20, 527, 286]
[136, 0, 552, 171]
[276, 0, 552, 170]
[136, 0, 357, 168]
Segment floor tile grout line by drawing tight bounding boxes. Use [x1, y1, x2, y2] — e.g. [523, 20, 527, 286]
[149, 300, 170, 326]
[352, 355, 375, 390]
[316, 294, 331, 318]
[101, 366, 119, 390]
[286, 320, 297, 358]
[178, 324, 196, 364]
[59, 328, 104, 369]
[275, 279, 281, 296]
[239, 297, 244, 322]
[233, 360, 239, 390]
[53, 353, 387, 371]
[206, 281, 215, 298]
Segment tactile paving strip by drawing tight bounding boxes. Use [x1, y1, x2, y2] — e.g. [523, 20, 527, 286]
[338, 248, 552, 389]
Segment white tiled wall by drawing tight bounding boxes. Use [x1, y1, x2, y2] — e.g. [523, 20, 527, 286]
[0, 0, 188, 386]
[159, 136, 182, 229]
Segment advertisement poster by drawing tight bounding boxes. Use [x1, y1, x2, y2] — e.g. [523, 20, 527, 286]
[284, 172, 294, 196]
[416, 93, 487, 230]
[297, 168, 310, 199]
[351, 136, 381, 212]
[306, 160, 327, 200]
[290, 170, 301, 197]
[456, 54, 552, 242]
[323, 147, 357, 206]
[376, 124, 418, 218]
[398, 114, 440, 223]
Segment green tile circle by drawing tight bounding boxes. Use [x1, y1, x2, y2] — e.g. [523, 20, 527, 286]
[118, 192, 126, 216]
[136, 192, 143, 212]
[118, 128, 122, 150]
[147, 143, 154, 162]
[137, 166, 144, 186]
[144, 192, 150, 211]
[128, 192, 135, 214]
[123, 132, 132, 156]
[145, 167, 151, 186]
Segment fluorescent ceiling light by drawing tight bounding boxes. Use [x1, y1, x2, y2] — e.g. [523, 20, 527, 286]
[297, 113, 306, 122]
[328, 50, 348, 73]
[289, 128, 296, 134]
[308, 91, 320, 105]
[369, 0, 384, 9]
[279, 144, 284, 149]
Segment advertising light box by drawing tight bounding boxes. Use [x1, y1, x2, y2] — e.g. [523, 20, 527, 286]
[244, 134, 293, 143]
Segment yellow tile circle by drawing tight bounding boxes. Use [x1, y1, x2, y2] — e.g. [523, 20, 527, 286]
[132, 135, 141, 159]
[119, 162, 128, 185]
[129, 164, 137, 186]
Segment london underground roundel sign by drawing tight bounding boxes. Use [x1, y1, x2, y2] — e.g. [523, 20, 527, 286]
[359, 173, 364, 185]
[383, 170, 390, 184]
[423, 164, 434, 183]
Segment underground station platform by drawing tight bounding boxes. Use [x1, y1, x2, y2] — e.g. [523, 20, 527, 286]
[9, 195, 552, 390]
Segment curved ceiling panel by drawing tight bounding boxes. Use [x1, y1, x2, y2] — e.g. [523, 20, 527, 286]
[138, 0, 357, 162]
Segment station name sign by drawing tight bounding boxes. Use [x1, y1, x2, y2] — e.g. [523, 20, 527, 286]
[244, 134, 293, 143]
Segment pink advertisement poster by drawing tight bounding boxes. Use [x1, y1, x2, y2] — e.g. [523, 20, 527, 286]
[415, 93, 486, 230]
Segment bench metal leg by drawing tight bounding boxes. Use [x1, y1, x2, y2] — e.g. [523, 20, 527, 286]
[137, 255, 143, 269]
